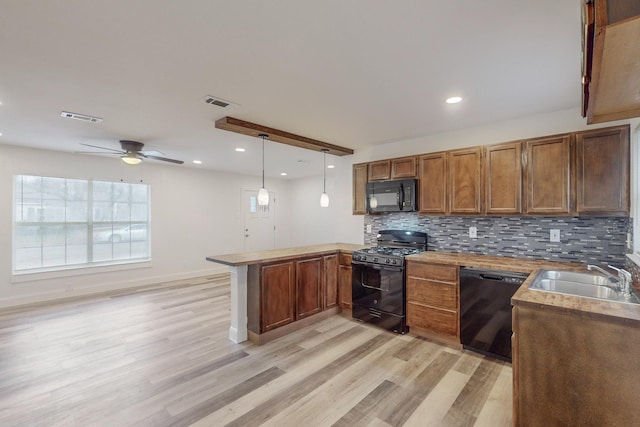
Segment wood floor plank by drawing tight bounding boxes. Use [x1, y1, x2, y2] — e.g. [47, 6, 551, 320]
[0, 275, 513, 426]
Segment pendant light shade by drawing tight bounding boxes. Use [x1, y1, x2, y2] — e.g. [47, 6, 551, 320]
[320, 149, 329, 208]
[258, 134, 269, 206]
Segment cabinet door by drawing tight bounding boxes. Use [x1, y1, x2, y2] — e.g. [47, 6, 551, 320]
[352, 163, 368, 215]
[368, 160, 391, 181]
[296, 257, 323, 319]
[448, 147, 482, 214]
[338, 265, 352, 308]
[323, 254, 339, 309]
[524, 135, 571, 214]
[391, 157, 417, 179]
[418, 152, 447, 214]
[261, 261, 295, 332]
[575, 125, 629, 215]
[484, 142, 522, 214]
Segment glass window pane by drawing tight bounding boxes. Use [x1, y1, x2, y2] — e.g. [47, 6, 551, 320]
[66, 201, 87, 222]
[41, 177, 65, 200]
[93, 202, 113, 222]
[131, 203, 148, 221]
[93, 181, 112, 201]
[14, 175, 150, 273]
[66, 179, 87, 201]
[113, 203, 131, 221]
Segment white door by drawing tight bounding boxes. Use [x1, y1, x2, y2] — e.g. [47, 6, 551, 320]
[243, 190, 276, 252]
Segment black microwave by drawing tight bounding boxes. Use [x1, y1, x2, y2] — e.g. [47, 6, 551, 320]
[366, 179, 418, 213]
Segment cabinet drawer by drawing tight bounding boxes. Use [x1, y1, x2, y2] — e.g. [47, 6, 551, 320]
[407, 302, 457, 337]
[406, 263, 458, 283]
[339, 253, 352, 265]
[407, 278, 457, 310]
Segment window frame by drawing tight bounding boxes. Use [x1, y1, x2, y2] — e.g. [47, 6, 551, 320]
[12, 175, 151, 275]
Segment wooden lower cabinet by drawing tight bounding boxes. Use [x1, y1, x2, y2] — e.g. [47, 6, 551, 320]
[323, 254, 339, 309]
[513, 303, 640, 426]
[296, 257, 323, 319]
[406, 261, 459, 343]
[338, 252, 352, 308]
[259, 261, 295, 332]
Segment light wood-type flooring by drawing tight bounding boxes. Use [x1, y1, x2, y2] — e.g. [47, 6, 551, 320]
[0, 274, 512, 426]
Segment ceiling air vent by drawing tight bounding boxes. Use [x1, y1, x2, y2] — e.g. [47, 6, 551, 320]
[60, 111, 103, 123]
[203, 95, 238, 110]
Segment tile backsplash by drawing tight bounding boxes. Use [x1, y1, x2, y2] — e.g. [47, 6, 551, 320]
[364, 213, 631, 266]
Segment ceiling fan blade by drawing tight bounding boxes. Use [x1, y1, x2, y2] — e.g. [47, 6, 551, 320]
[142, 154, 184, 164]
[75, 151, 119, 155]
[79, 143, 124, 153]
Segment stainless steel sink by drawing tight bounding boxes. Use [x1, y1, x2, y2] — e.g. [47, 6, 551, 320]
[529, 269, 640, 305]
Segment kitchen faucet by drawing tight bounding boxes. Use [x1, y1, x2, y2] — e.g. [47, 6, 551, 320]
[587, 264, 633, 298]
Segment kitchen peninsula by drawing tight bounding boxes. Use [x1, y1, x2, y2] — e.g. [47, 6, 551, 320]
[206, 243, 366, 343]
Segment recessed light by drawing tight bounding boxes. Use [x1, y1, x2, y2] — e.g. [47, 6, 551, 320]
[446, 96, 463, 104]
[193, 160, 202, 164]
[280, 172, 287, 176]
[0, 132, 3, 136]
[235, 148, 245, 152]
[327, 165, 335, 169]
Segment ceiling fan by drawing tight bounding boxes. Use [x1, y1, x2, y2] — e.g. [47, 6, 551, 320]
[78, 140, 184, 165]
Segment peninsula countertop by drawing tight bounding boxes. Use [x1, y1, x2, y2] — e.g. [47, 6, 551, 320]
[206, 243, 368, 267]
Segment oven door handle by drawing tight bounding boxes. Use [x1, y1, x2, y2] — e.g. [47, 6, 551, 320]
[361, 283, 386, 292]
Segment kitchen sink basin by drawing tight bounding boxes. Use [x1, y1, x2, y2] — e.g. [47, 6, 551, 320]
[529, 270, 640, 305]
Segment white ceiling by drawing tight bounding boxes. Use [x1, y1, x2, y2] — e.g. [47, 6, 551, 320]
[0, 0, 581, 179]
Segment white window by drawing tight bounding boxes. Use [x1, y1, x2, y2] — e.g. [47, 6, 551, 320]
[13, 175, 150, 273]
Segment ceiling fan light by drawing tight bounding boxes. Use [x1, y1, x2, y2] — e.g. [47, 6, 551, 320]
[121, 154, 142, 165]
[257, 187, 269, 206]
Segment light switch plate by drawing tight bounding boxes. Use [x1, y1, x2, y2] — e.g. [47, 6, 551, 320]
[469, 226, 477, 238]
[550, 229, 560, 242]
[366, 224, 372, 234]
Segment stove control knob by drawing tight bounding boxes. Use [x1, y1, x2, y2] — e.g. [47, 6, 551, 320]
[385, 259, 390, 264]
[373, 257, 378, 263]
[392, 259, 397, 265]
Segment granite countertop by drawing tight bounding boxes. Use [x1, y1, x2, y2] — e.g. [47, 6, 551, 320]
[206, 243, 368, 267]
[407, 251, 640, 324]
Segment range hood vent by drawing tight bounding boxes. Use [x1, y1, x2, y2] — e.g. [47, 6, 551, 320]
[203, 95, 238, 110]
[60, 111, 103, 123]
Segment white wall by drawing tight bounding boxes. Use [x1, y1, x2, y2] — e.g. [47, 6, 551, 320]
[0, 144, 292, 307]
[287, 154, 364, 246]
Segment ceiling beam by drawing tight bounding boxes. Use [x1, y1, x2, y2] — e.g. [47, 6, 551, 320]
[215, 116, 354, 156]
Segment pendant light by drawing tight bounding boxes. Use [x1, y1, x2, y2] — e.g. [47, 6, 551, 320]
[257, 134, 269, 206]
[320, 149, 329, 208]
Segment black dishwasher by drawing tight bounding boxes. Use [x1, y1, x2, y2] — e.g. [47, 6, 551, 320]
[459, 267, 528, 362]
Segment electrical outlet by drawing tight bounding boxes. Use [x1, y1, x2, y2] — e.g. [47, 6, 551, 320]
[366, 224, 372, 234]
[550, 229, 560, 242]
[469, 226, 477, 238]
[628, 233, 632, 249]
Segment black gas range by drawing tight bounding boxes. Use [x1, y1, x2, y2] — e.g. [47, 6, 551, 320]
[351, 230, 428, 334]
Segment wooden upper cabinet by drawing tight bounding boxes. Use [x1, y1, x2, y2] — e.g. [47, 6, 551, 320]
[448, 147, 482, 214]
[391, 156, 418, 179]
[575, 125, 629, 216]
[260, 261, 295, 332]
[583, 0, 640, 123]
[352, 163, 368, 215]
[484, 142, 522, 214]
[418, 152, 447, 214]
[295, 257, 323, 319]
[323, 254, 339, 309]
[524, 135, 572, 215]
[368, 160, 391, 181]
